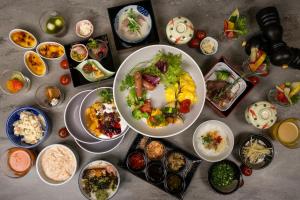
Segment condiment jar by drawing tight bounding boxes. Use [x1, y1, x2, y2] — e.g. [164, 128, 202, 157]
[245, 101, 277, 129]
[166, 16, 194, 45]
[0, 147, 35, 178]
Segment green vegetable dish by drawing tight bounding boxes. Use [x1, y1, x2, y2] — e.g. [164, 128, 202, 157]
[211, 162, 235, 187]
[81, 164, 118, 200]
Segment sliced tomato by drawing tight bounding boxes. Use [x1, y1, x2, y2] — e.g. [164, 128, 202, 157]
[60, 59, 69, 69]
[247, 76, 260, 85]
[140, 99, 152, 113]
[179, 99, 191, 113]
[226, 31, 235, 39]
[224, 20, 229, 32]
[276, 91, 288, 103]
[60, 74, 71, 85]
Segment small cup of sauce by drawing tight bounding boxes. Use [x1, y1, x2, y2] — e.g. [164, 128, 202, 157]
[0, 147, 35, 178]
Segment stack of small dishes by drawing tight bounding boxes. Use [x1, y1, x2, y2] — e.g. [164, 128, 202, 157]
[6, 106, 50, 148]
[193, 120, 234, 162]
[64, 87, 128, 154]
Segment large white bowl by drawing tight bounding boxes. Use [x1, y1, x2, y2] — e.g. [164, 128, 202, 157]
[113, 45, 206, 138]
[36, 144, 78, 186]
[193, 120, 234, 162]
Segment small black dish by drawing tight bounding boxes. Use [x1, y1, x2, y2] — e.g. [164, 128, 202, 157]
[239, 134, 274, 170]
[164, 173, 185, 194]
[145, 161, 166, 184]
[107, 0, 159, 50]
[165, 151, 186, 173]
[208, 160, 242, 195]
[126, 150, 146, 172]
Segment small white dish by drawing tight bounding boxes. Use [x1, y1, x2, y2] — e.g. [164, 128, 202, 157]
[36, 144, 78, 186]
[193, 120, 234, 162]
[70, 44, 88, 62]
[24, 51, 48, 77]
[9, 29, 38, 50]
[36, 41, 65, 60]
[75, 20, 94, 38]
[200, 36, 218, 55]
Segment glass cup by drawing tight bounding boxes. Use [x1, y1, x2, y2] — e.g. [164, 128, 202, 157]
[35, 84, 64, 109]
[0, 70, 31, 95]
[0, 147, 35, 178]
[39, 10, 66, 37]
[269, 118, 300, 148]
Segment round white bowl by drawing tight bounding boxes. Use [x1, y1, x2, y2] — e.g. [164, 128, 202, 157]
[24, 51, 48, 77]
[70, 44, 88, 62]
[9, 28, 38, 50]
[36, 41, 65, 60]
[79, 87, 129, 141]
[193, 120, 234, 162]
[200, 36, 218, 55]
[113, 44, 206, 138]
[75, 20, 94, 38]
[36, 144, 78, 186]
[78, 160, 120, 200]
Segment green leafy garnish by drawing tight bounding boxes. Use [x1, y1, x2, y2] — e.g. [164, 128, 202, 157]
[211, 163, 235, 187]
[291, 94, 300, 104]
[235, 16, 248, 35]
[120, 74, 135, 91]
[86, 38, 98, 49]
[126, 88, 146, 107]
[127, 8, 140, 33]
[99, 89, 113, 103]
[215, 70, 231, 81]
[132, 109, 149, 120]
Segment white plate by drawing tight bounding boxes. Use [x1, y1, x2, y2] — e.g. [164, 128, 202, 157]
[193, 120, 234, 162]
[64, 90, 99, 144]
[113, 44, 206, 138]
[80, 87, 129, 141]
[24, 51, 48, 77]
[9, 28, 38, 50]
[205, 62, 247, 111]
[75, 134, 124, 154]
[36, 41, 65, 60]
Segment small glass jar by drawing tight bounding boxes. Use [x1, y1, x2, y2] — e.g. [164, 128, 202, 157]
[39, 10, 66, 37]
[35, 84, 64, 109]
[0, 70, 31, 95]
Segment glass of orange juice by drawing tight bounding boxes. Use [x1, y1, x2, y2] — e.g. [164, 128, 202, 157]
[269, 118, 300, 148]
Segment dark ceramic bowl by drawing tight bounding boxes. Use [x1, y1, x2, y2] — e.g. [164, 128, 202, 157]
[126, 150, 146, 172]
[164, 173, 185, 194]
[239, 134, 274, 169]
[208, 160, 242, 195]
[145, 161, 166, 184]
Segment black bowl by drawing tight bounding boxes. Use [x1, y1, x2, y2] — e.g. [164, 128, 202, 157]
[164, 173, 185, 194]
[239, 134, 274, 170]
[208, 160, 242, 195]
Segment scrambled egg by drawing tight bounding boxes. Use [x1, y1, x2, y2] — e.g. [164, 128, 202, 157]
[85, 102, 102, 137]
[165, 83, 178, 103]
[146, 109, 167, 128]
[178, 72, 197, 103]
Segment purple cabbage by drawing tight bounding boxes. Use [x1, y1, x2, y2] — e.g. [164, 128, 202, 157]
[155, 60, 168, 73]
[142, 74, 160, 85]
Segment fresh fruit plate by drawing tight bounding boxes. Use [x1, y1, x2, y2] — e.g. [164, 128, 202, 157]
[205, 57, 254, 117]
[107, 0, 160, 50]
[64, 34, 116, 87]
[120, 134, 202, 200]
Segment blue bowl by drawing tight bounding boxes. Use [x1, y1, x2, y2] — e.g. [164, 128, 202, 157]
[6, 106, 50, 148]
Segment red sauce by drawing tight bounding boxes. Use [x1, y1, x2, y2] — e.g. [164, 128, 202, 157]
[128, 152, 145, 170]
[8, 149, 32, 173]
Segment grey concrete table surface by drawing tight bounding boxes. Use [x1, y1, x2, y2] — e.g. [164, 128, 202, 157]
[0, 0, 300, 200]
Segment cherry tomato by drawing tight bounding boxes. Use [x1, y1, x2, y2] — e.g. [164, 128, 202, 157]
[58, 127, 69, 138]
[247, 76, 260, 85]
[60, 59, 69, 69]
[195, 30, 207, 41]
[179, 99, 191, 113]
[60, 74, 71, 85]
[188, 38, 200, 48]
[241, 165, 252, 176]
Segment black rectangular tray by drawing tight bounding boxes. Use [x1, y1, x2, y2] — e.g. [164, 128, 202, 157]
[107, 0, 160, 50]
[65, 34, 116, 87]
[120, 134, 201, 199]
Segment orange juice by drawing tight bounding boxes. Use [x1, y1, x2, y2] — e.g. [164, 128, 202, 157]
[270, 118, 300, 148]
